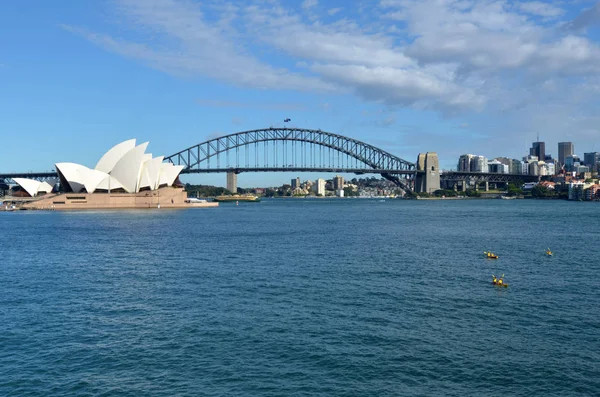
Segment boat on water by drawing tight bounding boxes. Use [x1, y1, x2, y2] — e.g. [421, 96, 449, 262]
[484, 251, 499, 259]
[492, 274, 508, 287]
[500, 196, 516, 199]
[546, 248, 553, 256]
[213, 194, 261, 203]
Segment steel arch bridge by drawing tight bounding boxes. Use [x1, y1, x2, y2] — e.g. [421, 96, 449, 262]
[164, 127, 417, 190]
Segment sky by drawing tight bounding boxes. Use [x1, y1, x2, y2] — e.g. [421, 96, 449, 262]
[2, 0, 600, 187]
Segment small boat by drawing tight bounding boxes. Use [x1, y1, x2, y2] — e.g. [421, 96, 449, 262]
[484, 251, 499, 259]
[546, 248, 553, 256]
[213, 194, 261, 203]
[492, 274, 508, 287]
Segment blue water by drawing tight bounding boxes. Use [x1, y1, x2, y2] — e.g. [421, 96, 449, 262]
[1, 199, 599, 396]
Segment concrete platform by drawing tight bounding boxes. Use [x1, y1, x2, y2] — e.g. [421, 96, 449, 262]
[20, 187, 218, 210]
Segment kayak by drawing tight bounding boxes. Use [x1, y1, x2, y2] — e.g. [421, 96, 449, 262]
[486, 255, 499, 259]
[492, 282, 508, 287]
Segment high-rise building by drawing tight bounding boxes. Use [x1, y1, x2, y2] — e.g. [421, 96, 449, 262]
[530, 141, 545, 163]
[312, 178, 326, 196]
[291, 177, 300, 189]
[458, 154, 474, 171]
[488, 160, 508, 174]
[226, 171, 237, 193]
[333, 175, 344, 190]
[511, 159, 525, 175]
[583, 152, 600, 172]
[565, 155, 580, 172]
[470, 155, 488, 173]
[558, 142, 574, 167]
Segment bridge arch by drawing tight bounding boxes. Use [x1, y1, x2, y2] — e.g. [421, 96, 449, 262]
[165, 127, 416, 190]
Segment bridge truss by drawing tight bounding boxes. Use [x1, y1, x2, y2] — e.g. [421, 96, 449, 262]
[165, 127, 416, 190]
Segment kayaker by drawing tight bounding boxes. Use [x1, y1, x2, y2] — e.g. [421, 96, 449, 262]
[492, 275, 497, 284]
[498, 277, 503, 285]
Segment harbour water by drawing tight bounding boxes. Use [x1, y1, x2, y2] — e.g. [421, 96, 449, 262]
[1, 199, 599, 396]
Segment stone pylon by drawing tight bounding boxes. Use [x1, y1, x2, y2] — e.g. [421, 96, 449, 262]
[415, 152, 440, 193]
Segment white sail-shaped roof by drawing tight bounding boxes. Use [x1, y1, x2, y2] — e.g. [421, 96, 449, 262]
[96, 175, 123, 191]
[41, 179, 57, 193]
[110, 142, 149, 193]
[158, 163, 184, 187]
[95, 139, 136, 174]
[148, 156, 164, 190]
[138, 156, 163, 190]
[38, 179, 56, 194]
[56, 163, 109, 193]
[84, 169, 110, 194]
[13, 178, 43, 197]
[55, 162, 89, 193]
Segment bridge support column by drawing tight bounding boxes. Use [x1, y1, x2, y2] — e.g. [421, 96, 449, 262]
[226, 171, 237, 193]
[485, 181, 489, 192]
[415, 152, 440, 194]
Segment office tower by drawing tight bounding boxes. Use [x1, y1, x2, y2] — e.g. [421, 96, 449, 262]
[530, 141, 545, 163]
[291, 177, 300, 189]
[558, 142, 574, 167]
[333, 175, 344, 190]
[457, 154, 474, 171]
[584, 152, 600, 172]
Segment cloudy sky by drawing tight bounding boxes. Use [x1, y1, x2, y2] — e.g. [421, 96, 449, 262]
[2, 0, 600, 186]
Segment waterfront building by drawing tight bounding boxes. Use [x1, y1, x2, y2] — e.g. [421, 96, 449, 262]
[458, 154, 474, 171]
[583, 152, 600, 172]
[11, 139, 216, 210]
[528, 161, 539, 176]
[333, 175, 344, 190]
[530, 141, 545, 163]
[544, 162, 555, 176]
[585, 184, 600, 200]
[511, 159, 526, 175]
[558, 142, 574, 168]
[524, 155, 538, 162]
[488, 160, 508, 173]
[291, 177, 300, 189]
[568, 181, 587, 200]
[576, 165, 590, 174]
[494, 157, 512, 171]
[470, 155, 488, 173]
[14, 139, 183, 196]
[311, 178, 326, 196]
[565, 155, 581, 172]
[226, 171, 237, 193]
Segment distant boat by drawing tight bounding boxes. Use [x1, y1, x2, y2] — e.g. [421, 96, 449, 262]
[500, 196, 516, 199]
[213, 194, 261, 203]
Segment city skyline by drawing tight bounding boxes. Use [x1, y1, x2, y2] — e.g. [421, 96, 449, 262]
[2, 1, 600, 187]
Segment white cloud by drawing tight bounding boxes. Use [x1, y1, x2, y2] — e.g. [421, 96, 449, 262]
[65, 0, 600, 126]
[302, 0, 318, 9]
[516, 1, 564, 19]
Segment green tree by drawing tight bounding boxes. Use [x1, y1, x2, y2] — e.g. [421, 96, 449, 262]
[506, 183, 523, 197]
[343, 187, 359, 197]
[465, 189, 480, 197]
[531, 185, 555, 198]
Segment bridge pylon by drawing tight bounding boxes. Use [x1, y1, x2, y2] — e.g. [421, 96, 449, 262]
[415, 152, 440, 194]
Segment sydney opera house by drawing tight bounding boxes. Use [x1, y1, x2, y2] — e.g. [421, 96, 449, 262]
[15, 139, 217, 210]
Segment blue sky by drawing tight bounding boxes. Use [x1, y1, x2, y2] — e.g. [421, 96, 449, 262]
[2, 0, 600, 187]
